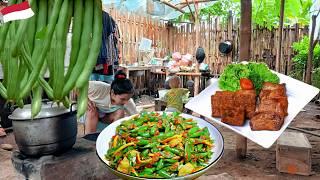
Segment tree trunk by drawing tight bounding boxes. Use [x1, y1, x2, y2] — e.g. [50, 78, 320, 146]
[306, 15, 317, 84]
[275, 0, 285, 72]
[239, 0, 252, 61]
[237, 0, 252, 159]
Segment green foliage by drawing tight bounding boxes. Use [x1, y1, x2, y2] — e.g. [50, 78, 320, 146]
[172, 0, 240, 23]
[172, 0, 312, 29]
[312, 68, 320, 89]
[290, 36, 320, 85]
[292, 36, 320, 68]
[252, 0, 312, 30]
[199, 0, 240, 23]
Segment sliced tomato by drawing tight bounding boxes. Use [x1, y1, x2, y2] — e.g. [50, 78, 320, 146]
[240, 78, 254, 90]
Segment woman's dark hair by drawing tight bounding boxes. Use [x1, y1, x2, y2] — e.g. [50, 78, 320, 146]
[111, 70, 134, 95]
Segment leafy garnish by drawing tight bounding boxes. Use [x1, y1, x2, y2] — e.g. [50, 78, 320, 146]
[218, 62, 280, 93]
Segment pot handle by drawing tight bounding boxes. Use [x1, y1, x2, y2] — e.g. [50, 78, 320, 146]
[70, 102, 77, 113]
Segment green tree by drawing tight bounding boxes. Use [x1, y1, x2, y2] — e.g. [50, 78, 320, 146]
[173, 0, 312, 29]
[290, 36, 320, 86]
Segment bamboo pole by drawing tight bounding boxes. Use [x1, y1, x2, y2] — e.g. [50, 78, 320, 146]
[194, 1, 200, 95]
[160, 0, 185, 13]
[275, 0, 285, 72]
[306, 11, 320, 84]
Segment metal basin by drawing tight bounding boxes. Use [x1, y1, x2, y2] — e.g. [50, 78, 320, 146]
[9, 103, 77, 156]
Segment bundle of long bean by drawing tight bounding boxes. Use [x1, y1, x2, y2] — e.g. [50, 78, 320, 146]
[0, 0, 102, 118]
[105, 112, 214, 178]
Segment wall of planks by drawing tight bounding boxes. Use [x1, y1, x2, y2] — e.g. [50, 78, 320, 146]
[107, 8, 309, 75]
[107, 7, 170, 65]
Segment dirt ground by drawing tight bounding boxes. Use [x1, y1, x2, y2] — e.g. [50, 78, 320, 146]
[1, 101, 320, 179]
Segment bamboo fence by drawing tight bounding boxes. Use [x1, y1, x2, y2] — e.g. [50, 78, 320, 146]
[107, 8, 309, 75]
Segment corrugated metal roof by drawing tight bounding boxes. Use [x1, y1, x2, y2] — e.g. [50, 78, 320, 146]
[102, 0, 216, 20]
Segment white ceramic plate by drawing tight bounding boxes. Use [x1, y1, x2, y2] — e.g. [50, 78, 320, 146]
[185, 72, 319, 148]
[96, 112, 224, 180]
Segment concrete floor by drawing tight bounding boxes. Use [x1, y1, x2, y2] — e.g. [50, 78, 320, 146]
[1, 103, 320, 179]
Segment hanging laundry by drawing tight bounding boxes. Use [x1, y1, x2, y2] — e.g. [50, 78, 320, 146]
[93, 11, 121, 79]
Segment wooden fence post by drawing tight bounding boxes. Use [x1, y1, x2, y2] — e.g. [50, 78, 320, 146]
[238, 0, 252, 159]
[275, 0, 285, 72]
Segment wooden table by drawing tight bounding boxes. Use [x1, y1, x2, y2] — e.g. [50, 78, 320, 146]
[151, 70, 201, 77]
[119, 65, 163, 78]
[118, 65, 163, 96]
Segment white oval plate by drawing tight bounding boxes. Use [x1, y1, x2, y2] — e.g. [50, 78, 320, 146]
[96, 112, 224, 179]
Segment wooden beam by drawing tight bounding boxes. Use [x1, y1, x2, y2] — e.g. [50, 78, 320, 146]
[194, 0, 200, 96]
[275, 0, 285, 72]
[237, 0, 252, 159]
[236, 136, 247, 159]
[185, 0, 195, 22]
[239, 0, 252, 61]
[160, 0, 185, 14]
[178, 0, 215, 5]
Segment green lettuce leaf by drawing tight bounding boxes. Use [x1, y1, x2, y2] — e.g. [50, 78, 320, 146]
[218, 62, 280, 93]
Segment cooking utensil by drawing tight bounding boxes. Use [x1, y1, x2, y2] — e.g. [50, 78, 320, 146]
[9, 102, 77, 156]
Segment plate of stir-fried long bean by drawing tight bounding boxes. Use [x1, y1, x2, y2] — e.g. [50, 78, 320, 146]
[96, 112, 224, 179]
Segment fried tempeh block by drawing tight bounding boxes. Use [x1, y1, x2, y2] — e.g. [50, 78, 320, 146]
[250, 112, 284, 131]
[256, 99, 287, 118]
[221, 106, 245, 126]
[235, 90, 256, 119]
[259, 83, 286, 100]
[211, 91, 223, 117]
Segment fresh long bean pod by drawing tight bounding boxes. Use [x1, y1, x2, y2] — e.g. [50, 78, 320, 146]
[19, 0, 63, 100]
[16, 58, 27, 92]
[77, 82, 89, 118]
[0, 25, 10, 52]
[26, 0, 38, 54]
[0, 0, 17, 51]
[76, 0, 103, 88]
[0, 41, 8, 87]
[47, 31, 56, 87]
[31, 0, 47, 57]
[21, 42, 54, 99]
[24, 44, 70, 111]
[53, 0, 71, 101]
[29, 0, 48, 112]
[16, 99, 24, 109]
[62, 0, 93, 96]
[19, 43, 32, 91]
[0, 82, 8, 99]
[11, 0, 36, 57]
[62, 96, 71, 109]
[6, 23, 19, 101]
[64, 0, 84, 81]
[31, 84, 42, 118]
[31, 57, 48, 118]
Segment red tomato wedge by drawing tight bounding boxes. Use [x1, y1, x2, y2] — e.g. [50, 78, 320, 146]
[240, 78, 254, 90]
